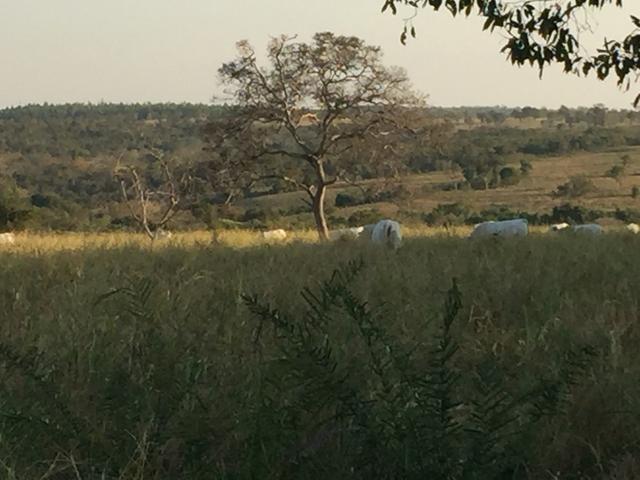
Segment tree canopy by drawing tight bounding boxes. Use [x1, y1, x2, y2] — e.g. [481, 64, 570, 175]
[382, 0, 640, 105]
[206, 32, 425, 239]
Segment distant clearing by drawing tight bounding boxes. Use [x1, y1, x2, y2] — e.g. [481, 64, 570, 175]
[244, 146, 640, 222]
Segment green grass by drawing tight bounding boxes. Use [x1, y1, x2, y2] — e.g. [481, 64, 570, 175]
[1, 234, 640, 478]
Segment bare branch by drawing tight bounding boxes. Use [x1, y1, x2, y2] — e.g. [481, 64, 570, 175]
[113, 151, 192, 240]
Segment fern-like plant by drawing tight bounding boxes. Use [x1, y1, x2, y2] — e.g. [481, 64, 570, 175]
[242, 261, 597, 480]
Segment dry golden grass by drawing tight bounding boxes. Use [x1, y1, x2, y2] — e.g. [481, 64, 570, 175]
[408, 147, 640, 212]
[244, 147, 640, 219]
[1, 222, 635, 254]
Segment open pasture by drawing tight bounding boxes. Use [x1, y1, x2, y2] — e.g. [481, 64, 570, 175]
[0, 221, 635, 253]
[2, 232, 640, 478]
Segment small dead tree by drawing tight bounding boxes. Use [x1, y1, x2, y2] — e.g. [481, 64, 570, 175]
[114, 151, 191, 240]
[206, 32, 425, 240]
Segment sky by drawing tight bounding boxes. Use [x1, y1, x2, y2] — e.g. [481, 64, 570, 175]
[0, 0, 638, 109]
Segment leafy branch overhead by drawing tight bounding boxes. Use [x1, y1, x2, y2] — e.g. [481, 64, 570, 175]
[382, 0, 640, 105]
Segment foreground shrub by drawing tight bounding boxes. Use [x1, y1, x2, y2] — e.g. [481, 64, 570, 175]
[240, 261, 596, 479]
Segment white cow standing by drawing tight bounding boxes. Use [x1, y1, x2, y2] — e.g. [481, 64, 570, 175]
[469, 219, 528, 239]
[153, 229, 173, 240]
[572, 224, 603, 235]
[371, 219, 402, 250]
[626, 223, 640, 234]
[328, 226, 364, 241]
[262, 229, 287, 242]
[0, 232, 16, 245]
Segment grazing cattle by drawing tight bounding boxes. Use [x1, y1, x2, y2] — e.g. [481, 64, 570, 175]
[262, 229, 287, 241]
[328, 226, 364, 241]
[361, 224, 376, 238]
[549, 222, 570, 232]
[0, 232, 16, 245]
[469, 219, 528, 239]
[626, 223, 640, 234]
[153, 229, 173, 240]
[371, 219, 402, 250]
[572, 224, 603, 235]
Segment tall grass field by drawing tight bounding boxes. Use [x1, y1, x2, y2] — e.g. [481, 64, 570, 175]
[1, 230, 640, 478]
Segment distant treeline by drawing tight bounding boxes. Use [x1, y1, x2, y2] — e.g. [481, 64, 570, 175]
[0, 103, 639, 231]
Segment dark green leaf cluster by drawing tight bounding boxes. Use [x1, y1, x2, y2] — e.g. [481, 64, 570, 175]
[382, 1, 638, 102]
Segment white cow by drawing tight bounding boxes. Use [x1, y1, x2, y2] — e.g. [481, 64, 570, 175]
[469, 219, 528, 239]
[572, 224, 603, 235]
[371, 219, 402, 250]
[626, 223, 640, 234]
[262, 229, 287, 241]
[153, 229, 173, 240]
[328, 226, 364, 241]
[0, 232, 16, 245]
[549, 222, 570, 233]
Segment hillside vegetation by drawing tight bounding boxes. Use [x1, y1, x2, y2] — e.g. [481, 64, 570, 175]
[2, 103, 640, 232]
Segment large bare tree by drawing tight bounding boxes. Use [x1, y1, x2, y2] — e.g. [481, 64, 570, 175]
[205, 32, 424, 240]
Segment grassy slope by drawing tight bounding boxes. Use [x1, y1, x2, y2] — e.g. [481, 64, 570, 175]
[245, 146, 640, 222]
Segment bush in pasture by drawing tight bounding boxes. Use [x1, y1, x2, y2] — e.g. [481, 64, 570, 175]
[632, 186, 640, 199]
[242, 207, 268, 223]
[550, 203, 603, 224]
[395, 208, 423, 224]
[0, 176, 32, 230]
[424, 202, 470, 226]
[30, 192, 51, 208]
[520, 158, 533, 176]
[423, 202, 613, 228]
[498, 166, 520, 186]
[606, 164, 625, 180]
[379, 184, 412, 203]
[278, 203, 311, 217]
[335, 186, 412, 208]
[468, 175, 488, 190]
[554, 175, 596, 198]
[613, 208, 640, 224]
[432, 180, 467, 192]
[467, 205, 540, 225]
[347, 208, 382, 227]
[334, 192, 363, 207]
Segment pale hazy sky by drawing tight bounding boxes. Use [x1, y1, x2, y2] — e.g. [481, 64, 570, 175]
[0, 1, 637, 109]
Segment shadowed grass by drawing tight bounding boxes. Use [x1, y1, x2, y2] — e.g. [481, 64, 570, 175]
[1, 232, 640, 478]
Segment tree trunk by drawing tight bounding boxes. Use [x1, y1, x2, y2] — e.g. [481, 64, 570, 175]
[312, 183, 329, 241]
[312, 160, 330, 241]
